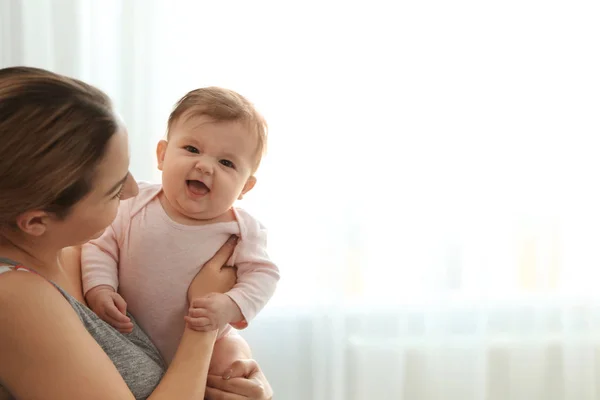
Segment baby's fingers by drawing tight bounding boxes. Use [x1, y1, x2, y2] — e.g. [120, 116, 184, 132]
[112, 293, 128, 316]
[188, 306, 211, 318]
[191, 296, 215, 309]
[114, 321, 134, 334]
[185, 316, 216, 331]
[100, 313, 134, 333]
[105, 303, 131, 324]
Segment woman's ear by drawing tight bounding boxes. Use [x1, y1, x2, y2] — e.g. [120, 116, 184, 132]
[15, 210, 51, 237]
[238, 176, 257, 200]
[157, 140, 168, 171]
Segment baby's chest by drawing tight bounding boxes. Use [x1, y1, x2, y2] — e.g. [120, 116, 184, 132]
[117, 217, 239, 296]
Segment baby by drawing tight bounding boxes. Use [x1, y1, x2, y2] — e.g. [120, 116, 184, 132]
[82, 87, 280, 373]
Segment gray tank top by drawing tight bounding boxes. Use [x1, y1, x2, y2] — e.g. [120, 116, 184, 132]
[0, 258, 165, 400]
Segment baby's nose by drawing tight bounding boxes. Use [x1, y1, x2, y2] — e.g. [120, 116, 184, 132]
[195, 158, 214, 174]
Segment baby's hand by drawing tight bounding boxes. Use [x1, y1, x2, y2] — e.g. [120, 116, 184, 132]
[85, 285, 133, 334]
[185, 293, 244, 332]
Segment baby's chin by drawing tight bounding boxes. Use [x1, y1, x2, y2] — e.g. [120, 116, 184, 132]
[178, 204, 235, 224]
[176, 202, 231, 223]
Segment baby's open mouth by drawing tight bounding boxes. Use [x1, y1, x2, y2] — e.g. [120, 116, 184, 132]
[186, 180, 210, 196]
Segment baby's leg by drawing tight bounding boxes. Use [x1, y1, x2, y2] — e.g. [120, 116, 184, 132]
[209, 331, 252, 376]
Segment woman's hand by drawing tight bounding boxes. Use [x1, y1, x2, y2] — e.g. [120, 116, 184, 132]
[205, 359, 273, 400]
[187, 235, 239, 303]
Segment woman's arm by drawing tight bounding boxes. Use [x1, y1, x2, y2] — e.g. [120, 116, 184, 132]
[0, 237, 239, 399]
[0, 272, 136, 400]
[0, 274, 218, 400]
[151, 328, 217, 398]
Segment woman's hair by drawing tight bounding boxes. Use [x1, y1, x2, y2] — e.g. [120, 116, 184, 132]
[0, 66, 119, 226]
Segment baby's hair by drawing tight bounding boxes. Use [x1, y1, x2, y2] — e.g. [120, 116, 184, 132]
[168, 87, 267, 172]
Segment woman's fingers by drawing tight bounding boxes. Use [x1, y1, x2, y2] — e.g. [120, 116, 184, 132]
[204, 386, 246, 400]
[206, 375, 265, 398]
[205, 235, 239, 271]
[222, 359, 258, 379]
[187, 235, 239, 301]
[206, 360, 272, 399]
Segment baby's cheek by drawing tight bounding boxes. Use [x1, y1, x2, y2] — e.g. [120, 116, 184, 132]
[100, 203, 120, 227]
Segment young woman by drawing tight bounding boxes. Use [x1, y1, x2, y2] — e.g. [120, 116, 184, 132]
[0, 66, 272, 399]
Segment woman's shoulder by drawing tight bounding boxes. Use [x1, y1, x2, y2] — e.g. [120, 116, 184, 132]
[0, 265, 56, 295]
[0, 267, 75, 321]
[0, 265, 138, 399]
[0, 267, 84, 363]
[0, 266, 164, 399]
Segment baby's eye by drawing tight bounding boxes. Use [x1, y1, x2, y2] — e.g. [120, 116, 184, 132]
[220, 159, 235, 169]
[184, 145, 199, 154]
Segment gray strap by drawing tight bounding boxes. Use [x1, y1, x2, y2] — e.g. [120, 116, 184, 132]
[0, 257, 19, 266]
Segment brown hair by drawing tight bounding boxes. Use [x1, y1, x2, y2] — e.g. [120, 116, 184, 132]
[0, 66, 119, 226]
[167, 87, 267, 171]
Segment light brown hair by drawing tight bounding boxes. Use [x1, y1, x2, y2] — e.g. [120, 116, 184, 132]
[0, 66, 119, 226]
[168, 87, 267, 171]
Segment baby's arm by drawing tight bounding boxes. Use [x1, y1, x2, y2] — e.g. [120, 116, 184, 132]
[187, 219, 280, 332]
[81, 203, 133, 333]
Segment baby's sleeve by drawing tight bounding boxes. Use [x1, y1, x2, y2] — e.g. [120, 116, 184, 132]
[81, 201, 130, 295]
[226, 217, 280, 326]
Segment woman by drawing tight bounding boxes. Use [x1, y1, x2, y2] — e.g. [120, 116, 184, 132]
[0, 66, 272, 399]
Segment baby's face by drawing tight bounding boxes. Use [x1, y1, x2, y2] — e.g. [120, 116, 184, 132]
[157, 114, 257, 221]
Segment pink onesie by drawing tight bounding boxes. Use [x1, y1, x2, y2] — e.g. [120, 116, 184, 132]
[81, 182, 279, 363]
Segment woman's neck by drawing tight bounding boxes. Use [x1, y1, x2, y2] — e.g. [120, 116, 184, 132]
[0, 234, 62, 278]
[0, 233, 85, 303]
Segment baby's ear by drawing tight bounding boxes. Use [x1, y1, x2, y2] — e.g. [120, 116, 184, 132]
[238, 176, 257, 200]
[156, 140, 168, 170]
